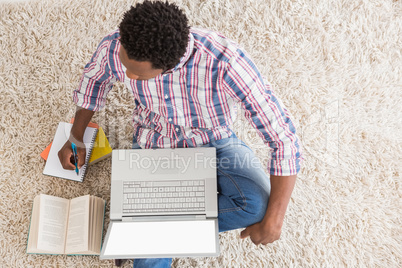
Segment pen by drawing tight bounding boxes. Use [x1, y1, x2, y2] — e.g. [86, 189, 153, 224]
[71, 142, 79, 175]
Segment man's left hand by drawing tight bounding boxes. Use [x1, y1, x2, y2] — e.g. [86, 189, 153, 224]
[239, 218, 282, 245]
[240, 174, 296, 246]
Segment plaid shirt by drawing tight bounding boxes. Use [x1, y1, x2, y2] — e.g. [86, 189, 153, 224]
[73, 28, 302, 176]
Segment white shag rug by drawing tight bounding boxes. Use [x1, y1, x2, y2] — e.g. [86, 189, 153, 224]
[0, 0, 401, 267]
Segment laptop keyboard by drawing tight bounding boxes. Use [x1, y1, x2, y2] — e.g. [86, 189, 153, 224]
[123, 180, 206, 214]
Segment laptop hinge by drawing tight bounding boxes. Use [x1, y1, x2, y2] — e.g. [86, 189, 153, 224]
[122, 214, 206, 222]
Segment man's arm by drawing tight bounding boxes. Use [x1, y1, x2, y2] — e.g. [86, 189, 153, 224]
[221, 48, 302, 245]
[240, 174, 296, 245]
[58, 107, 95, 170]
[59, 34, 118, 170]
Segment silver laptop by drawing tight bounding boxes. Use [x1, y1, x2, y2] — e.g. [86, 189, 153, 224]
[100, 148, 220, 259]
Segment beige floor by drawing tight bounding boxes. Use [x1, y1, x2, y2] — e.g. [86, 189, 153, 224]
[0, 0, 401, 267]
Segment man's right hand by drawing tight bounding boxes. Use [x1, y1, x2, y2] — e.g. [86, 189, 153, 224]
[58, 106, 95, 170]
[58, 140, 86, 170]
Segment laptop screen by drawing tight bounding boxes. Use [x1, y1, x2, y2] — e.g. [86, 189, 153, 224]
[101, 219, 219, 259]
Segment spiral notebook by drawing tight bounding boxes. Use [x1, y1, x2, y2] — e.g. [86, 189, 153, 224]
[43, 122, 98, 182]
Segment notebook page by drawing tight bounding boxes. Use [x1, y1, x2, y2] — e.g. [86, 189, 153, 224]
[43, 122, 97, 182]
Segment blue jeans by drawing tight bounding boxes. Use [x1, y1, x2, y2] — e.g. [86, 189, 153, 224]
[132, 135, 271, 268]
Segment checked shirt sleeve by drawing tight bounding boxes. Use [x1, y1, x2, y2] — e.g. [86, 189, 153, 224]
[222, 49, 303, 176]
[73, 41, 117, 111]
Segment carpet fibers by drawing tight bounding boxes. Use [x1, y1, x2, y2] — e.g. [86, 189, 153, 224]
[0, 0, 401, 267]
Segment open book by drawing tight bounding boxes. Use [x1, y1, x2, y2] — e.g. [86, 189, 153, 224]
[27, 194, 106, 255]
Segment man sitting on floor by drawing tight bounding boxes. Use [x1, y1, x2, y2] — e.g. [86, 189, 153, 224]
[58, 1, 303, 267]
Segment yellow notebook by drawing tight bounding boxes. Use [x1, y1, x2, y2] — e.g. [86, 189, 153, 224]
[89, 127, 113, 165]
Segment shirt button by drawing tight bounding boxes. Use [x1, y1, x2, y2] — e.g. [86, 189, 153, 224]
[165, 95, 169, 99]
[168, 118, 172, 122]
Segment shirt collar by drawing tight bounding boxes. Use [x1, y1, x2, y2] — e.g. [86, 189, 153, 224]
[163, 33, 194, 74]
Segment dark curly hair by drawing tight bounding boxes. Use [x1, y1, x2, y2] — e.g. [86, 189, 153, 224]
[119, 1, 190, 70]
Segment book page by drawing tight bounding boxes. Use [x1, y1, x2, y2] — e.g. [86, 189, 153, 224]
[89, 196, 95, 252]
[27, 195, 40, 253]
[36, 194, 70, 254]
[65, 195, 90, 254]
[94, 198, 105, 253]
